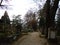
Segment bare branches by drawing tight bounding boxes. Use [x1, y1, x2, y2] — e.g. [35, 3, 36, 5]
[0, 0, 3, 5]
[0, 0, 12, 9]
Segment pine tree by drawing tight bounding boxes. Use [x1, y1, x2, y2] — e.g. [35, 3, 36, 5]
[1, 11, 10, 24]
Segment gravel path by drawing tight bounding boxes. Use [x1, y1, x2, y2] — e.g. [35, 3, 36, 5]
[12, 32, 47, 45]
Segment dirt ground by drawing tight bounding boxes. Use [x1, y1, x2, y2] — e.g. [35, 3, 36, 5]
[12, 32, 47, 45]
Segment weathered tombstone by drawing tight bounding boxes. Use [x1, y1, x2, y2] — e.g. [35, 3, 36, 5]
[48, 27, 57, 40]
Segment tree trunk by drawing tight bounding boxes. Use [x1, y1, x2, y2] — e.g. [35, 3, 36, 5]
[50, 0, 59, 27]
[46, 0, 59, 38]
[46, 0, 50, 38]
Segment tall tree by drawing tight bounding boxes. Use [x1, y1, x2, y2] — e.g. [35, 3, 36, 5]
[24, 10, 37, 31]
[1, 11, 10, 24]
[33, 0, 59, 37]
[45, 0, 59, 37]
[12, 15, 22, 33]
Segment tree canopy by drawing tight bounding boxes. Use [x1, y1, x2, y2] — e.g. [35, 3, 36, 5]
[1, 11, 10, 24]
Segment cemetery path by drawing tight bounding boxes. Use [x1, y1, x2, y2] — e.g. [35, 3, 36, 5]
[12, 32, 47, 45]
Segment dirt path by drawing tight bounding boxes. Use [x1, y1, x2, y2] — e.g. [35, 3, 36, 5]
[12, 32, 47, 45]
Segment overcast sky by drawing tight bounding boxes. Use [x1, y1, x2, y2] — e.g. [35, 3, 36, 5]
[0, 0, 46, 20]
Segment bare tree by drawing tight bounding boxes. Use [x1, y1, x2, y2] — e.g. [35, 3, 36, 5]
[33, 0, 59, 38]
[24, 10, 37, 31]
[0, 0, 12, 9]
